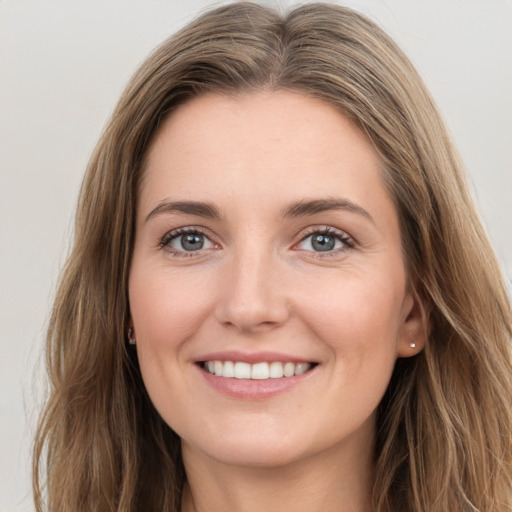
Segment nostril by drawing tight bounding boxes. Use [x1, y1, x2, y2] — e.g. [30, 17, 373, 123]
[213, 267, 290, 331]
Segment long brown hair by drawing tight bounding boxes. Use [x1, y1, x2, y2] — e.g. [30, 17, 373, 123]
[34, 3, 512, 511]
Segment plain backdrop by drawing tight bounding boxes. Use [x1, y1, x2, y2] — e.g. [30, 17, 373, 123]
[0, 1, 510, 510]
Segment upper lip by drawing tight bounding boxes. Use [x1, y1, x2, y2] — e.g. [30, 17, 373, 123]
[195, 350, 317, 365]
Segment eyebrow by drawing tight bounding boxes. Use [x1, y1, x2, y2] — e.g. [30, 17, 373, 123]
[282, 198, 375, 223]
[144, 197, 374, 224]
[145, 200, 221, 223]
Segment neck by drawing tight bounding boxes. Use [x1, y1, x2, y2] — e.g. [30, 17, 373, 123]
[180, 433, 375, 512]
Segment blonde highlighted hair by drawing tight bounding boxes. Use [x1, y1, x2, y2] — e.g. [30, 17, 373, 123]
[34, 2, 512, 511]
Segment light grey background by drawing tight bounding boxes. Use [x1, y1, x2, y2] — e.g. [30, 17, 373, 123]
[1, 1, 510, 510]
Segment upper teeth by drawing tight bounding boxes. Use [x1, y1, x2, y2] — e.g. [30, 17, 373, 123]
[205, 361, 312, 379]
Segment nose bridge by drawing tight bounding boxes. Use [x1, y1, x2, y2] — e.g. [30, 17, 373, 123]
[215, 236, 288, 331]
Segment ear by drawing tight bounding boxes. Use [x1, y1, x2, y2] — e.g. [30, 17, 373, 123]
[396, 287, 429, 358]
[127, 320, 137, 345]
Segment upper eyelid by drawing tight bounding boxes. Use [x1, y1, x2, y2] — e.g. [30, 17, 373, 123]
[299, 226, 348, 237]
[297, 225, 354, 243]
[161, 225, 209, 239]
[159, 226, 215, 248]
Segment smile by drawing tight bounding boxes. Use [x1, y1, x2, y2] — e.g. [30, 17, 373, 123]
[201, 361, 315, 379]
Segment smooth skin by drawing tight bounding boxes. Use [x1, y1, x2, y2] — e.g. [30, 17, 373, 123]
[129, 91, 426, 512]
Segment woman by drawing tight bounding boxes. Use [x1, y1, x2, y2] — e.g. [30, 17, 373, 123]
[33, 2, 512, 511]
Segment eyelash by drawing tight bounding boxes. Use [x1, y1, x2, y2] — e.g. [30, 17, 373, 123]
[159, 227, 215, 258]
[159, 226, 355, 258]
[296, 226, 355, 257]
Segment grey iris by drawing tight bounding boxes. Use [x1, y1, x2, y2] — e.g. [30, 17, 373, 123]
[181, 234, 204, 251]
[312, 234, 335, 251]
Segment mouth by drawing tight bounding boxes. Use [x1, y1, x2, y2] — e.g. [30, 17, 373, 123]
[199, 360, 318, 380]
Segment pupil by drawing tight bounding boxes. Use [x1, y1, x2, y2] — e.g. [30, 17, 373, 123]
[312, 234, 335, 251]
[182, 234, 204, 251]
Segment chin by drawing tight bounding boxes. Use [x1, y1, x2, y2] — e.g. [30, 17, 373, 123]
[181, 425, 309, 469]
[196, 443, 303, 469]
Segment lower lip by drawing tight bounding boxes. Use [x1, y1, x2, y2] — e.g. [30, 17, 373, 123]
[197, 365, 315, 400]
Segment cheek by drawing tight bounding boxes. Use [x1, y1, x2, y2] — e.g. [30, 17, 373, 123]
[296, 268, 406, 364]
[128, 267, 210, 424]
[312, 271, 403, 324]
[129, 265, 214, 346]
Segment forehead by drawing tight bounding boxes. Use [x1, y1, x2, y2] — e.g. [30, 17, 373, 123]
[140, 90, 394, 223]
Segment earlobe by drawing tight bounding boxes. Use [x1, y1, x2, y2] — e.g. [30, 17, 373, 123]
[396, 289, 429, 358]
[398, 340, 421, 358]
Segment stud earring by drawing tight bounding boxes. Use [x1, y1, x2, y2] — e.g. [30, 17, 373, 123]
[410, 342, 416, 349]
[127, 327, 136, 345]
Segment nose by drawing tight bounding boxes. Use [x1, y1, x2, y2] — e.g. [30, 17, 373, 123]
[214, 246, 290, 333]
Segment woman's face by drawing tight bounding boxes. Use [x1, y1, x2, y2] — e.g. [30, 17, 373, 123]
[129, 91, 424, 469]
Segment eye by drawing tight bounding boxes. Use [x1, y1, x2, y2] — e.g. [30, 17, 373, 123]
[161, 228, 217, 255]
[296, 228, 353, 253]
